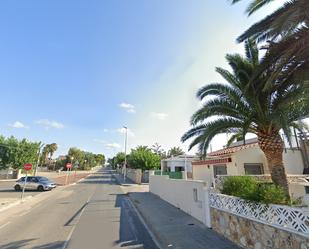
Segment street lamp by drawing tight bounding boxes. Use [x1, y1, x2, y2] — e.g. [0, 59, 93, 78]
[34, 143, 45, 176]
[123, 126, 128, 181]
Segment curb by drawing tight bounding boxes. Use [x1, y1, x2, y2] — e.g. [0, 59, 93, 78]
[113, 173, 163, 249]
[127, 197, 164, 249]
[0, 196, 32, 213]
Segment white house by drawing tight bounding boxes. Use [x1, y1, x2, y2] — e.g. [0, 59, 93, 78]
[161, 155, 199, 178]
[192, 139, 306, 186]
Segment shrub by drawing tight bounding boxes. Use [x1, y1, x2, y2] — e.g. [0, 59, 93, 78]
[256, 183, 287, 205]
[221, 176, 258, 201]
[221, 176, 287, 204]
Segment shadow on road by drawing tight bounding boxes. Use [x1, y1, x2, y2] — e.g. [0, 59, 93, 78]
[0, 238, 65, 249]
[113, 193, 157, 249]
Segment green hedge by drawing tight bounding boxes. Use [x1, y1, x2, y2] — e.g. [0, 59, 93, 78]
[221, 176, 287, 205]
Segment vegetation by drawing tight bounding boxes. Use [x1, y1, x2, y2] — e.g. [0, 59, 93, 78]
[222, 176, 287, 205]
[181, 39, 308, 197]
[167, 146, 184, 158]
[231, 0, 309, 91]
[40, 143, 58, 167]
[60, 147, 105, 170]
[0, 135, 41, 170]
[128, 146, 161, 170]
[151, 143, 167, 158]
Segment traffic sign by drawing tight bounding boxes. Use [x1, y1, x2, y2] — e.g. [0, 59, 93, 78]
[66, 163, 72, 169]
[24, 163, 32, 171]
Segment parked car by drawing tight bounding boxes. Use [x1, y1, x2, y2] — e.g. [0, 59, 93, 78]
[14, 176, 56, 191]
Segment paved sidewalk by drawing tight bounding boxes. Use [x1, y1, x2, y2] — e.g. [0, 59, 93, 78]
[129, 192, 241, 249]
[112, 172, 149, 193]
[113, 172, 240, 249]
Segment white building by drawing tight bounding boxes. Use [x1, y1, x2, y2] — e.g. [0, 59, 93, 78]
[161, 155, 199, 178]
[192, 139, 306, 186]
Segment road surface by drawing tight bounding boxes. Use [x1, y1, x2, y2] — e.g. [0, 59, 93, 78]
[0, 169, 157, 249]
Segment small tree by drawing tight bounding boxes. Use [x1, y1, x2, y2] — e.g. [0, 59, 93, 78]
[128, 146, 161, 170]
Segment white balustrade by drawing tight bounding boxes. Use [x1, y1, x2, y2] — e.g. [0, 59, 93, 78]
[209, 192, 309, 237]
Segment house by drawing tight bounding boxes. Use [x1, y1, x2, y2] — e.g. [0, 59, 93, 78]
[161, 155, 199, 178]
[192, 138, 306, 186]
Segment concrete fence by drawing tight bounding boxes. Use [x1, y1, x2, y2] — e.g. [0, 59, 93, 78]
[149, 175, 209, 226]
[150, 175, 309, 249]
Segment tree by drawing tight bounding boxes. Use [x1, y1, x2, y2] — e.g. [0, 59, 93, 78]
[113, 152, 126, 167]
[95, 154, 105, 166]
[128, 146, 161, 170]
[68, 147, 85, 165]
[231, 0, 309, 90]
[181, 40, 308, 197]
[151, 143, 166, 158]
[167, 147, 184, 158]
[40, 143, 58, 166]
[0, 135, 41, 170]
[48, 143, 58, 159]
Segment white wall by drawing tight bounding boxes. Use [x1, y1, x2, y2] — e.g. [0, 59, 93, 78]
[150, 175, 208, 225]
[192, 147, 305, 185]
[166, 160, 193, 172]
[283, 149, 304, 174]
[234, 147, 269, 174]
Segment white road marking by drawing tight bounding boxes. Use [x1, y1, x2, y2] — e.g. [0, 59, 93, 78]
[0, 221, 11, 230]
[61, 188, 95, 249]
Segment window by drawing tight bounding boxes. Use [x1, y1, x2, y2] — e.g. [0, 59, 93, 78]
[213, 164, 227, 177]
[244, 163, 264, 175]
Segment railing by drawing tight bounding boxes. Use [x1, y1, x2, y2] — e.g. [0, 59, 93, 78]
[154, 171, 182, 179]
[209, 192, 309, 237]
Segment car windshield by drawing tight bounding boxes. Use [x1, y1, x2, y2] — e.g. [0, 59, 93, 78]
[38, 177, 49, 181]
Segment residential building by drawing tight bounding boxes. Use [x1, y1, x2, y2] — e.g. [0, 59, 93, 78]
[161, 155, 199, 178]
[192, 138, 306, 186]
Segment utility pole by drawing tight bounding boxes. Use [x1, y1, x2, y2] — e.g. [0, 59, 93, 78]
[123, 126, 128, 182]
[34, 143, 45, 176]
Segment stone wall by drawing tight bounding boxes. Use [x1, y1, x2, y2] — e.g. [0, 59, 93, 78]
[126, 168, 142, 184]
[211, 208, 309, 249]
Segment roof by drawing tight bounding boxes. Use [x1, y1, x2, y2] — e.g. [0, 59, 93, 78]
[207, 142, 259, 156]
[161, 155, 199, 162]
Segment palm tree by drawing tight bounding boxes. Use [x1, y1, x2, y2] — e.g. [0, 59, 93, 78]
[231, 0, 309, 89]
[167, 147, 185, 158]
[48, 143, 58, 159]
[181, 40, 308, 196]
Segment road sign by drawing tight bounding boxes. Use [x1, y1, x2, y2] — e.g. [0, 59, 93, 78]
[66, 163, 72, 169]
[24, 163, 32, 171]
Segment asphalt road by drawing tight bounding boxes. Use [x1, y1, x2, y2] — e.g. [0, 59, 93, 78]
[0, 169, 158, 249]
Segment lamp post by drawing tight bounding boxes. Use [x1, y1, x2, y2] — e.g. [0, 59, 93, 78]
[123, 126, 128, 181]
[33, 143, 45, 176]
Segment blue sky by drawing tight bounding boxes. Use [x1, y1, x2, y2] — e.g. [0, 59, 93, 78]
[0, 1, 284, 158]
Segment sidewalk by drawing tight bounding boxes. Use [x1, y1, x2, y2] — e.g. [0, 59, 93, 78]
[114, 172, 241, 249]
[130, 192, 241, 249]
[112, 172, 149, 193]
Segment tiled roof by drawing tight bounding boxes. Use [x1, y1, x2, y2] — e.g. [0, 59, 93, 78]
[208, 142, 259, 156]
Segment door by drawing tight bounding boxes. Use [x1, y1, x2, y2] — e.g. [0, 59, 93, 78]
[22, 176, 32, 190]
[213, 164, 227, 177]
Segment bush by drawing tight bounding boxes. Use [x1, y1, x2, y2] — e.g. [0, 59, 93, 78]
[221, 176, 258, 201]
[256, 183, 287, 205]
[221, 176, 287, 204]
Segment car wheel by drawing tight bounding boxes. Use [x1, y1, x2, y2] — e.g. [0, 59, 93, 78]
[14, 185, 21, 191]
[37, 185, 44, 191]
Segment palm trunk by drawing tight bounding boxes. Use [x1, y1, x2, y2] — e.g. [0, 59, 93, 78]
[257, 130, 290, 198]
